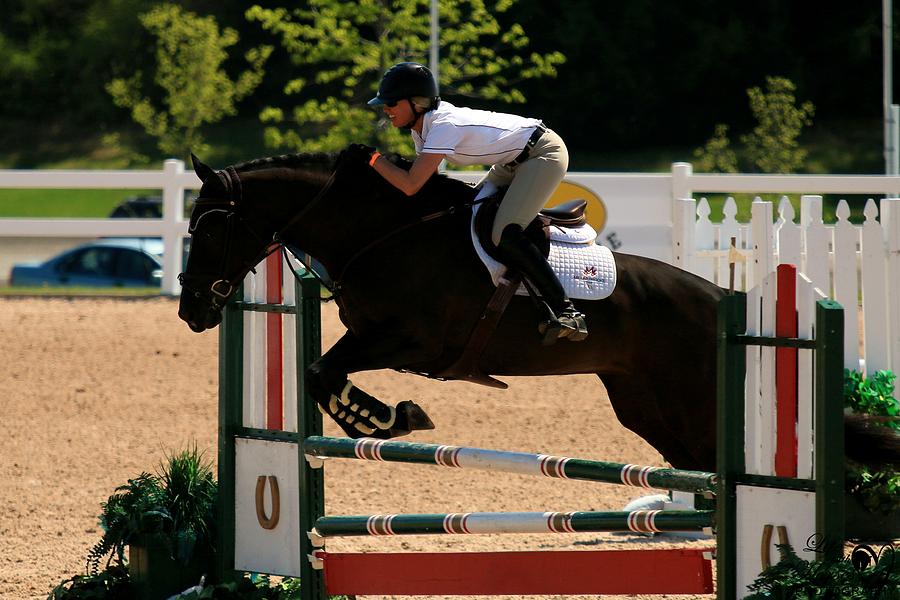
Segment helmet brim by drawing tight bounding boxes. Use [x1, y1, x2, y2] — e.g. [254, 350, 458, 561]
[367, 96, 386, 106]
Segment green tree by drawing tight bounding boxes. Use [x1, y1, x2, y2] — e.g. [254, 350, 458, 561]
[741, 76, 815, 173]
[694, 76, 815, 173]
[693, 124, 738, 173]
[106, 3, 271, 159]
[245, 0, 565, 155]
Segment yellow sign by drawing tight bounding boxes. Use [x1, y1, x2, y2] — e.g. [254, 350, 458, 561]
[547, 181, 607, 232]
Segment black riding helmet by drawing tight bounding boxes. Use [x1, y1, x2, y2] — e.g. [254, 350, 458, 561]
[368, 62, 440, 110]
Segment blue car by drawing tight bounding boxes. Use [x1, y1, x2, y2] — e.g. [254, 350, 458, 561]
[10, 238, 164, 288]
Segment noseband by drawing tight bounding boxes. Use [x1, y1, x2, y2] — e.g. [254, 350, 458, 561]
[179, 164, 339, 313]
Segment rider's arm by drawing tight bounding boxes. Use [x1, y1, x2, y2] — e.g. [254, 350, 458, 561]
[371, 152, 445, 196]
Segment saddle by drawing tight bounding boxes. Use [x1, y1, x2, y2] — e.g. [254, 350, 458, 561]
[437, 192, 590, 389]
[472, 194, 589, 261]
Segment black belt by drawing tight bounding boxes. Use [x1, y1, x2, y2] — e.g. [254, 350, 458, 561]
[506, 122, 547, 167]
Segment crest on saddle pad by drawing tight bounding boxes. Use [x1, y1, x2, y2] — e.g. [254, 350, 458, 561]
[471, 196, 617, 300]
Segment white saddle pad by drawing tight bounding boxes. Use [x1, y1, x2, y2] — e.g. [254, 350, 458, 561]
[470, 202, 617, 300]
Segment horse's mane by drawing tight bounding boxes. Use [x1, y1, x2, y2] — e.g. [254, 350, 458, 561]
[232, 152, 338, 173]
[232, 148, 477, 210]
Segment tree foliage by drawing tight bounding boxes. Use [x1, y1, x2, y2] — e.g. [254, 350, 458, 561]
[245, 0, 565, 154]
[694, 76, 815, 173]
[0, 1, 892, 171]
[693, 124, 738, 173]
[105, 3, 271, 159]
[741, 76, 815, 173]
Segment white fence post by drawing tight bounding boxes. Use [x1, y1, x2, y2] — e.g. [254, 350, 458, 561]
[775, 197, 801, 269]
[800, 195, 830, 297]
[750, 200, 774, 289]
[671, 163, 693, 266]
[672, 197, 696, 270]
[833, 200, 861, 370]
[671, 162, 693, 201]
[861, 200, 889, 374]
[162, 159, 187, 295]
[884, 198, 900, 400]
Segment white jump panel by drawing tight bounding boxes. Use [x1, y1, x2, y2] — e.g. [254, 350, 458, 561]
[235, 438, 302, 577]
[735, 486, 815, 599]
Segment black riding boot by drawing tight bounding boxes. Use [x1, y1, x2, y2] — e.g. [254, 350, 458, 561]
[496, 224, 588, 344]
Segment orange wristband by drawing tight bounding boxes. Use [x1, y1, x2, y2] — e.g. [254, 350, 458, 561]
[368, 151, 382, 167]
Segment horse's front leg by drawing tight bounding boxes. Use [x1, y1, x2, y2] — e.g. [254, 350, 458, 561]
[307, 331, 437, 439]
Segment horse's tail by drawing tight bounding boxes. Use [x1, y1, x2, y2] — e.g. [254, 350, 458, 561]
[844, 413, 900, 468]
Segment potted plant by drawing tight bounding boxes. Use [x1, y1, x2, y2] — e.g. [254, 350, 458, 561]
[86, 446, 217, 600]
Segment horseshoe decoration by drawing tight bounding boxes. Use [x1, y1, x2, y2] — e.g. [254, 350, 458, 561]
[760, 523, 790, 568]
[255, 475, 281, 530]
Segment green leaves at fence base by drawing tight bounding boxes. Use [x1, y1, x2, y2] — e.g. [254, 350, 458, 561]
[47, 566, 130, 600]
[843, 369, 900, 515]
[172, 574, 317, 599]
[844, 369, 899, 431]
[744, 544, 900, 599]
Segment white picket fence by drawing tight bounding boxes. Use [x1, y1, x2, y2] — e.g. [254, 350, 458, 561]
[673, 186, 900, 385]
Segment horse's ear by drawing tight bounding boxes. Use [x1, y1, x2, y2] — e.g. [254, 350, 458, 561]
[191, 153, 217, 183]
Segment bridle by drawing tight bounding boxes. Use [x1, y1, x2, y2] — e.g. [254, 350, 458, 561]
[178, 164, 339, 313]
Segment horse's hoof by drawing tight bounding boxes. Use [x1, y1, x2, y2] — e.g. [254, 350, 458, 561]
[347, 401, 435, 440]
[397, 400, 436, 432]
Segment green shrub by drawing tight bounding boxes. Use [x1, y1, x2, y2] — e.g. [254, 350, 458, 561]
[844, 369, 899, 431]
[745, 544, 900, 599]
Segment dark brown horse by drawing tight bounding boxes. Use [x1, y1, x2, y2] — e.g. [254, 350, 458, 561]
[177, 148, 897, 473]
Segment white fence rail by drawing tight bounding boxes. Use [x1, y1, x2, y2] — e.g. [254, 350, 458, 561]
[0, 159, 199, 294]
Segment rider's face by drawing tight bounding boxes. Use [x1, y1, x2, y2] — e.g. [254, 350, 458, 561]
[383, 100, 414, 128]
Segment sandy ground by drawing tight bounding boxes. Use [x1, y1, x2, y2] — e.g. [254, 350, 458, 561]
[1, 297, 714, 600]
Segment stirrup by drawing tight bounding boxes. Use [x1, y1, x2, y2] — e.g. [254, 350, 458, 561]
[537, 309, 588, 345]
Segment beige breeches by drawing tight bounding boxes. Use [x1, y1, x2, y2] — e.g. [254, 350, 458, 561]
[484, 128, 569, 246]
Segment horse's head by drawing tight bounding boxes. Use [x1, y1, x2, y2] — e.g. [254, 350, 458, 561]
[177, 154, 263, 331]
[179, 150, 358, 332]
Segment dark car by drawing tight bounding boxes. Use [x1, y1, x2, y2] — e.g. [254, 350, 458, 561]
[109, 195, 195, 219]
[109, 196, 163, 218]
[10, 238, 164, 288]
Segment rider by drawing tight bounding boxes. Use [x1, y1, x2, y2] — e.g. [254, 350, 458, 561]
[365, 61, 587, 343]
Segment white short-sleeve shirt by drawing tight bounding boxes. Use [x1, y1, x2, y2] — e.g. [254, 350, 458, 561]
[411, 101, 541, 167]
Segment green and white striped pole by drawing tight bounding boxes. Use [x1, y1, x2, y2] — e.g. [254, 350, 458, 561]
[304, 436, 716, 496]
[314, 509, 715, 539]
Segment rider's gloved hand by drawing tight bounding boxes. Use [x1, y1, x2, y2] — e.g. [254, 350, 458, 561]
[345, 143, 378, 164]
